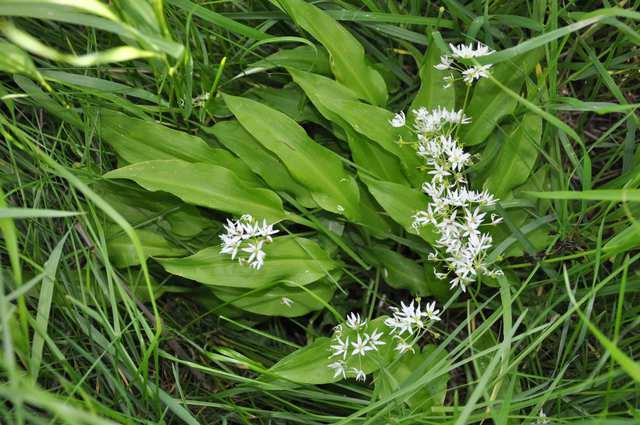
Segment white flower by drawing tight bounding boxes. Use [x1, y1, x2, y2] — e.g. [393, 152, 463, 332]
[424, 301, 441, 321]
[219, 215, 278, 269]
[449, 42, 494, 59]
[389, 111, 406, 127]
[242, 239, 266, 269]
[535, 410, 550, 425]
[346, 312, 366, 330]
[449, 43, 476, 59]
[386, 300, 441, 338]
[351, 333, 375, 356]
[329, 334, 350, 360]
[367, 329, 386, 350]
[434, 55, 453, 70]
[281, 297, 294, 308]
[462, 64, 492, 84]
[395, 340, 414, 354]
[328, 361, 347, 379]
[351, 368, 366, 382]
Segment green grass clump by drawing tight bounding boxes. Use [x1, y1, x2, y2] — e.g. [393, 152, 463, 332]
[1, 0, 640, 424]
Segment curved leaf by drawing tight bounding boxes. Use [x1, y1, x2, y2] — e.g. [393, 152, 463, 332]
[274, 0, 387, 105]
[158, 236, 338, 289]
[223, 94, 361, 220]
[361, 175, 436, 243]
[484, 114, 543, 198]
[104, 159, 289, 223]
[99, 109, 261, 185]
[410, 39, 455, 111]
[288, 69, 412, 184]
[268, 316, 394, 384]
[244, 45, 331, 76]
[211, 278, 337, 317]
[95, 181, 210, 238]
[461, 50, 543, 146]
[206, 120, 316, 207]
[107, 227, 186, 268]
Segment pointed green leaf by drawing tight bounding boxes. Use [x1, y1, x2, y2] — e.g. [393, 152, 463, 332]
[99, 109, 261, 185]
[484, 114, 542, 198]
[107, 227, 186, 268]
[104, 159, 289, 222]
[288, 69, 412, 184]
[361, 175, 436, 243]
[268, 316, 394, 384]
[206, 120, 316, 208]
[245, 45, 331, 76]
[223, 94, 361, 220]
[211, 278, 337, 317]
[410, 40, 455, 111]
[462, 50, 543, 145]
[158, 236, 338, 289]
[275, 0, 387, 105]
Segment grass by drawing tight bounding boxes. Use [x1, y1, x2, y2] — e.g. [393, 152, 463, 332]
[1, 0, 640, 424]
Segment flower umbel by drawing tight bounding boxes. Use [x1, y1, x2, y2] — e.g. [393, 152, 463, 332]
[391, 107, 503, 291]
[434, 42, 494, 87]
[219, 214, 278, 269]
[327, 300, 441, 383]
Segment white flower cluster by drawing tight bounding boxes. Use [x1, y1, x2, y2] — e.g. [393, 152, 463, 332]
[435, 42, 495, 86]
[384, 300, 441, 354]
[219, 214, 278, 269]
[327, 300, 441, 382]
[390, 108, 503, 291]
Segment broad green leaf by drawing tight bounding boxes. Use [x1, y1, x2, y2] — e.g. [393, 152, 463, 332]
[361, 175, 436, 243]
[107, 227, 186, 268]
[0, 41, 48, 89]
[373, 345, 449, 409]
[223, 94, 361, 220]
[274, 0, 387, 105]
[410, 39, 455, 111]
[484, 114, 542, 198]
[206, 120, 316, 208]
[104, 159, 289, 222]
[210, 278, 337, 317]
[462, 50, 543, 146]
[245, 45, 331, 76]
[246, 85, 323, 124]
[268, 316, 394, 384]
[345, 128, 409, 185]
[367, 246, 433, 296]
[158, 236, 338, 289]
[353, 182, 395, 237]
[94, 181, 210, 238]
[99, 109, 261, 185]
[288, 69, 411, 184]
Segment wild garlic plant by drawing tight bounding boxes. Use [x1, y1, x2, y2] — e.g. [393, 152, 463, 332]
[327, 300, 441, 382]
[219, 214, 278, 269]
[390, 42, 503, 292]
